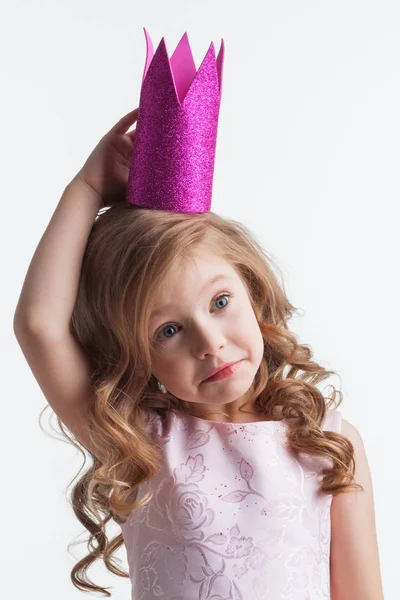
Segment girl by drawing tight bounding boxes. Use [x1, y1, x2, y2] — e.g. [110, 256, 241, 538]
[13, 108, 383, 599]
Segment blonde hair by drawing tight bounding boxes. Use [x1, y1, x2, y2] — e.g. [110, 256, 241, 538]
[45, 203, 361, 596]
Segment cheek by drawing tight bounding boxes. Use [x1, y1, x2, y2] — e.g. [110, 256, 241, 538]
[151, 341, 182, 365]
[150, 346, 184, 379]
[240, 309, 264, 356]
[150, 341, 173, 361]
[149, 346, 168, 378]
[235, 303, 260, 334]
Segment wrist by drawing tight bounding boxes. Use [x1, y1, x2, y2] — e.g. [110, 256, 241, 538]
[68, 174, 104, 210]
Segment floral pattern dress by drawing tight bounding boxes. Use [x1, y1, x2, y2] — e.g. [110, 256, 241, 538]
[119, 408, 342, 599]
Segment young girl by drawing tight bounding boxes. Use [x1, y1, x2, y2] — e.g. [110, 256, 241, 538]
[14, 40, 384, 600]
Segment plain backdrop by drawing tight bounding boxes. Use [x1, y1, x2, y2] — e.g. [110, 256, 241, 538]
[1, 0, 399, 598]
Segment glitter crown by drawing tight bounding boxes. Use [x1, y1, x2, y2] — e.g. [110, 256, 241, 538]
[126, 28, 225, 213]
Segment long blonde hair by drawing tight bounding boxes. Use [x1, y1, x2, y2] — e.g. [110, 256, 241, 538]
[44, 203, 361, 596]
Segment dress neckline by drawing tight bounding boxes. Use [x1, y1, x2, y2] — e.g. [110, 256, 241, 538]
[184, 411, 290, 428]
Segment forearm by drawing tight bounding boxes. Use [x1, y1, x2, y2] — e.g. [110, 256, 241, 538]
[13, 176, 103, 337]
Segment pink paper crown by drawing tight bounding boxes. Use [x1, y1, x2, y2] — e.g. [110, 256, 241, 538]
[126, 28, 225, 213]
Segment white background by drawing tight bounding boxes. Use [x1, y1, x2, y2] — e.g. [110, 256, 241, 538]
[1, 0, 399, 598]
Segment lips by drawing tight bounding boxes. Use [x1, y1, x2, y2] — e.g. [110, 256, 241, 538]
[203, 360, 241, 382]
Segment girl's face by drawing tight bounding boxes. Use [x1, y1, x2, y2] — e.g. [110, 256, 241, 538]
[148, 247, 265, 420]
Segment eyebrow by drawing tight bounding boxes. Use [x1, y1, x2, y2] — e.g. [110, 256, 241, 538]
[149, 273, 234, 319]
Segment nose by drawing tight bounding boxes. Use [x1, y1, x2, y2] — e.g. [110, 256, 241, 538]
[191, 319, 227, 358]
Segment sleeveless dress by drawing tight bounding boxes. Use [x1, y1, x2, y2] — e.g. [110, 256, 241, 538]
[119, 408, 342, 600]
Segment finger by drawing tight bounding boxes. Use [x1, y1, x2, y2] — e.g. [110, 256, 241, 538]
[125, 128, 137, 139]
[110, 108, 139, 135]
[118, 135, 136, 161]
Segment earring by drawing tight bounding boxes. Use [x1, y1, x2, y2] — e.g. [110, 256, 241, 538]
[157, 380, 167, 394]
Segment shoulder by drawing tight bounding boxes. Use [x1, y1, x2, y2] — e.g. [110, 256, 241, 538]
[341, 416, 363, 444]
[333, 416, 371, 498]
[329, 417, 384, 599]
[339, 417, 375, 487]
[323, 410, 366, 446]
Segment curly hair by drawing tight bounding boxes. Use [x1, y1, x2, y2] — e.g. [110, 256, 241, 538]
[43, 202, 361, 596]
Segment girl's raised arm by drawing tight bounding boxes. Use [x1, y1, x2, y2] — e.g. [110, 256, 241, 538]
[14, 178, 104, 458]
[13, 110, 138, 460]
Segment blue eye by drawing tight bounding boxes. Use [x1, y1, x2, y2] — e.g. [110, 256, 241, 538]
[155, 293, 232, 341]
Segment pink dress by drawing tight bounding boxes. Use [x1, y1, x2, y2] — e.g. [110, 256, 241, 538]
[119, 408, 342, 599]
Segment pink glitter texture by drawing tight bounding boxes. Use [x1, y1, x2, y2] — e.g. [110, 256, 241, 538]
[126, 28, 225, 213]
